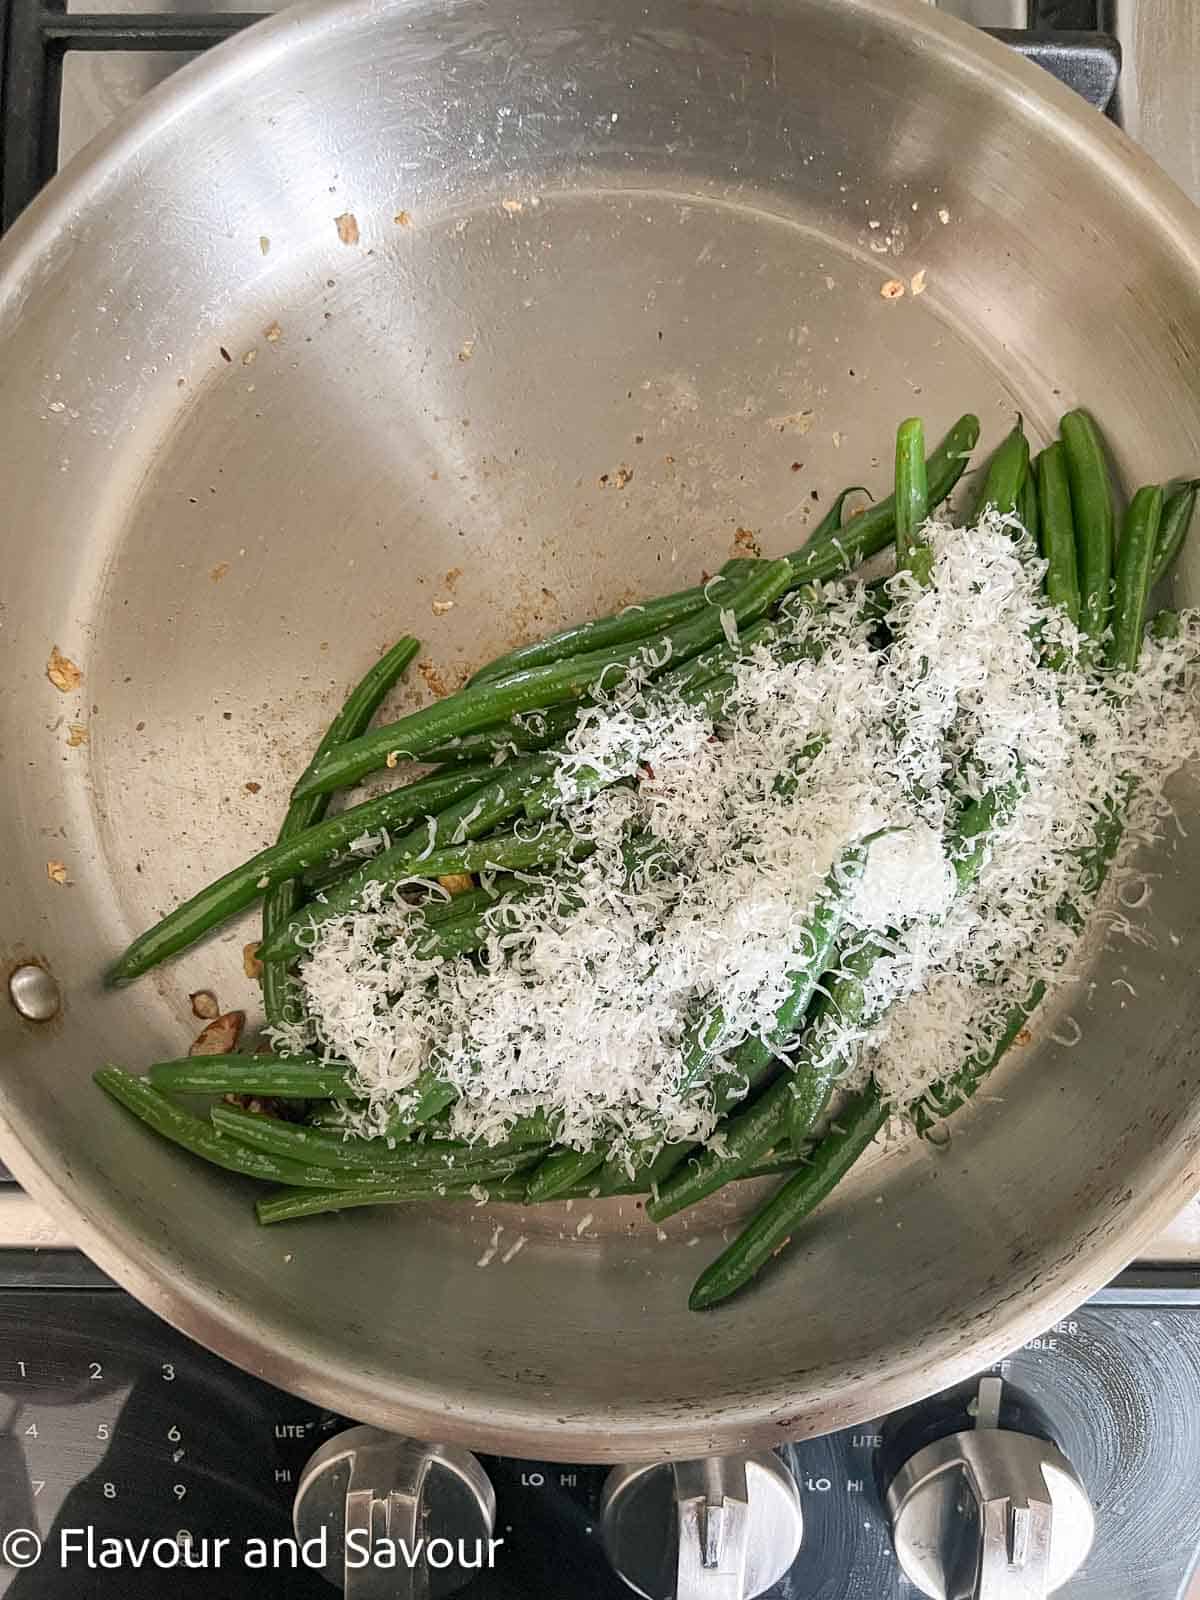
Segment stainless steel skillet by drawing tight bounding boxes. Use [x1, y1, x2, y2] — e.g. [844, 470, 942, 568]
[2, 0, 1200, 1463]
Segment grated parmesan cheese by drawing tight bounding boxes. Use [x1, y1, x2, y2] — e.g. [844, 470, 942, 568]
[476, 1225, 503, 1267]
[280, 515, 1200, 1158]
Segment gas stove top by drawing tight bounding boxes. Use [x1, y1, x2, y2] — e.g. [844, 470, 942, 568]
[4, 1, 1200, 1595]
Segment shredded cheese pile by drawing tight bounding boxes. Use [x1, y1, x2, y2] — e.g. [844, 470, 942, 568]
[280, 515, 1200, 1159]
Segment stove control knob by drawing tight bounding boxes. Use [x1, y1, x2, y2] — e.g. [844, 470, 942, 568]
[886, 1377, 1095, 1599]
[600, 1453, 803, 1599]
[293, 1426, 495, 1600]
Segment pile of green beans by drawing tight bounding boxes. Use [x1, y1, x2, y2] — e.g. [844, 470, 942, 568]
[97, 406, 1196, 1314]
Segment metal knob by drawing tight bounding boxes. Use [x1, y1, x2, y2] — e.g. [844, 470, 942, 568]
[887, 1377, 1095, 1600]
[601, 1453, 803, 1600]
[293, 1426, 496, 1600]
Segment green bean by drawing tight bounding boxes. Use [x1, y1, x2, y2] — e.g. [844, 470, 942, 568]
[1060, 409, 1115, 649]
[688, 1087, 887, 1310]
[500, 1112, 560, 1147]
[718, 557, 767, 580]
[601, 1151, 805, 1198]
[293, 561, 795, 800]
[259, 826, 590, 963]
[1107, 485, 1164, 672]
[785, 414, 981, 584]
[421, 705, 583, 764]
[595, 1140, 689, 1197]
[1151, 608, 1181, 640]
[949, 777, 1023, 891]
[261, 635, 421, 1032]
[975, 419, 1029, 520]
[894, 418, 930, 579]
[406, 754, 563, 854]
[1057, 786, 1130, 935]
[413, 888, 544, 960]
[211, 1102, 545, 1176]
[1151, 480, 1200, 588]
[648, 783, 1016, 1220]
[306, 1102, 366, 1130]
[675, 844, 867, 1105]
[914, 760, 1134, 1140]
[407, 1070, 460, 1125]
[1035, 442, 1080, 629]
[807, 487, 872, 547]
[320, 1069, 461, 1139]
[645, 1076, 793, 1223]
[420, 885, 502, 926]
[610, 825, 849, 1194]
[920, 738, 1136, 1142]
[517, 631, 789, 827]
[912, 982, 1046, 1135]
[95, 1068, 420, 1190]
[303, 867, 523, 918]
[521, 771, 603, 825]
[720, 496, 868, 579]
[652, 619, 775, 699]
[671, 675, 731, 726]
[148, 1055, 353, 1098]
[256, 1176, 535, 1223]
[785, 938, 884, 1150]
[597, 840, 859, 1195]
[324, 756, 563, 914]
[525, 1148, 606, 1202]
[105, 763, 492, 985]
[256, 1150, 810, 1223]
[467, 571, 753, 688]
[422, 883, 544, 940]
[301, 854, 368, 897]
[1018, 472, 1040, 547]
[310, 1099, 554, 1151]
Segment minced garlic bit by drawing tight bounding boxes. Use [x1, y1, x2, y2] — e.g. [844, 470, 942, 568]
[881, 279, 906, 300]
[190, 990, 220, 1020]
[278, 515, 1200, 1163]
[47, 646, 82, 693]
[191, 1009, 245, 1056]
[437, 874, 475, 896]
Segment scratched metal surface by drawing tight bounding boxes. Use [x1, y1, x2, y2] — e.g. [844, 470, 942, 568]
[3, 0, 1200, 1461]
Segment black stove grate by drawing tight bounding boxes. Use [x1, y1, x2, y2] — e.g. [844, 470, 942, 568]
[0, 0, 261, 229]
[0, 0, 1120, 234]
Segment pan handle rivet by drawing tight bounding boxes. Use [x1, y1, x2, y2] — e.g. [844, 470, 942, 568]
[8, 966, 61, 1022]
